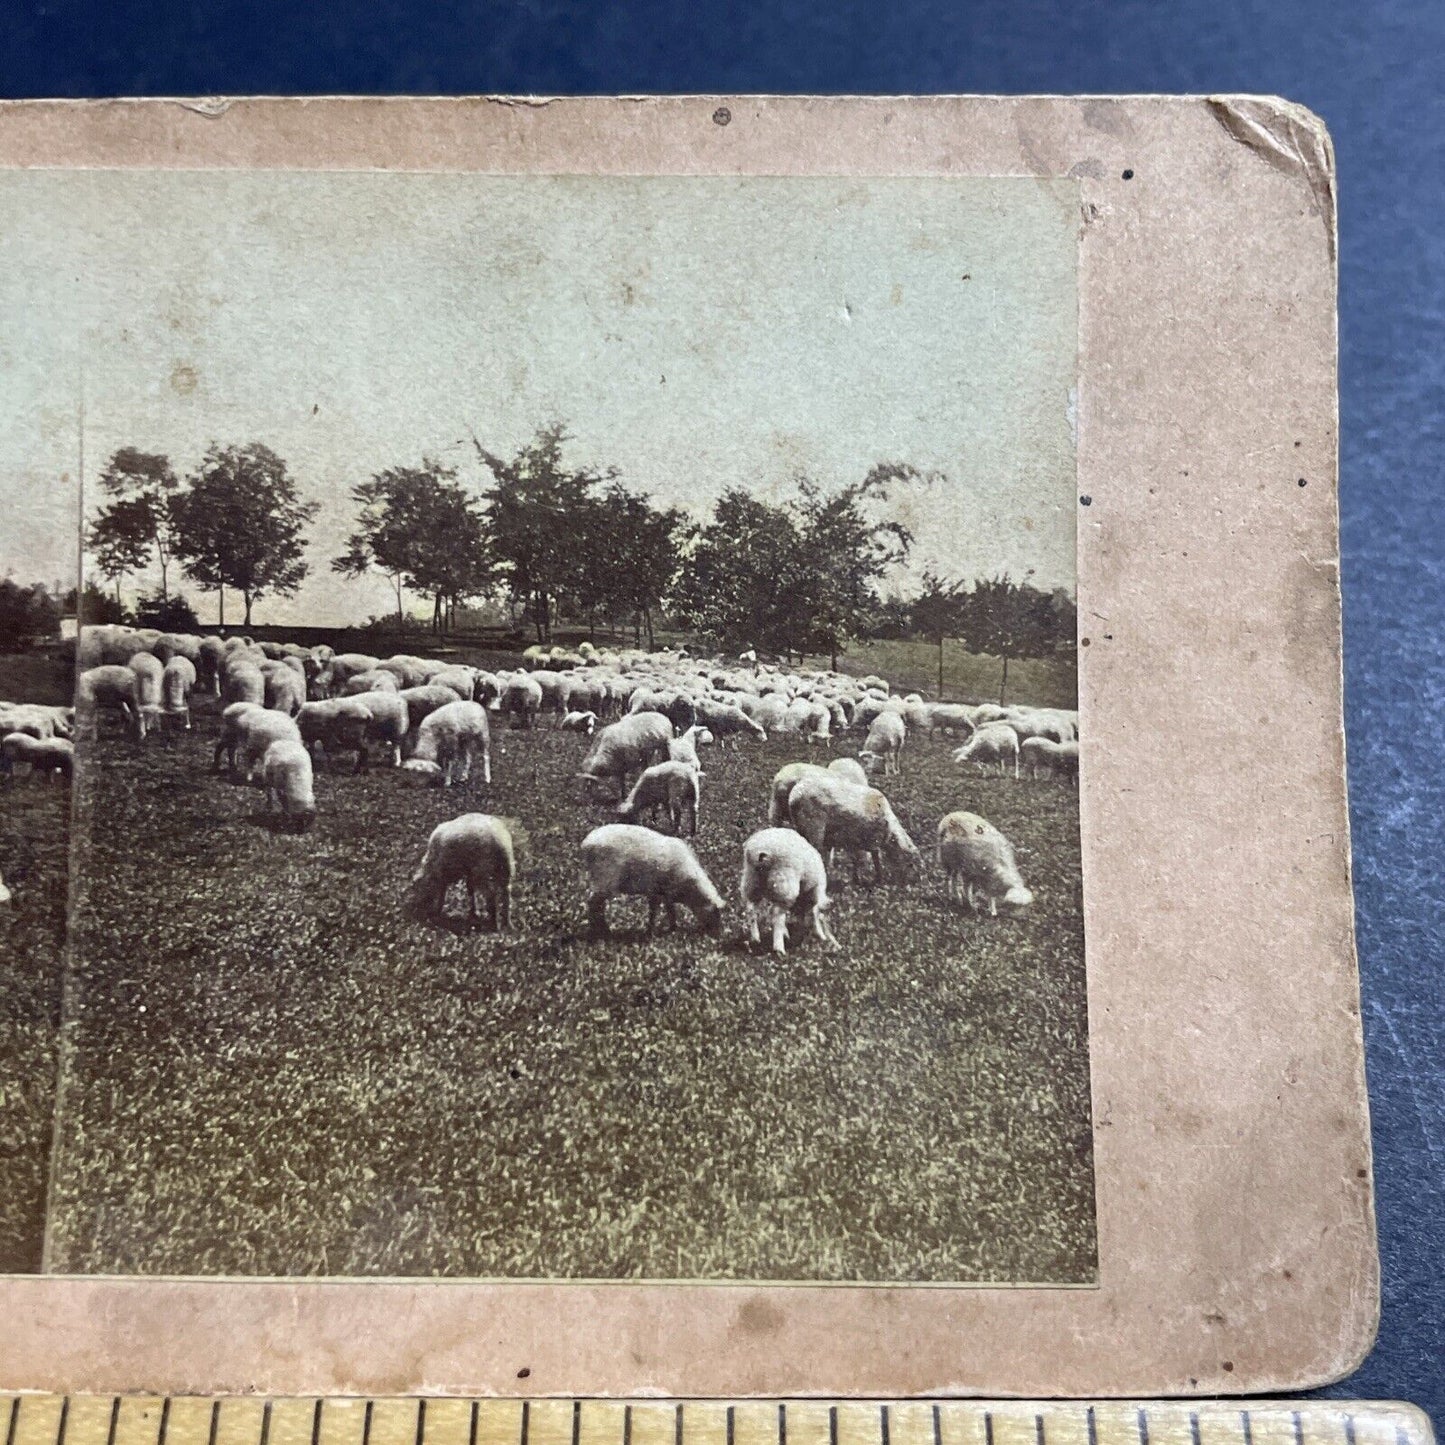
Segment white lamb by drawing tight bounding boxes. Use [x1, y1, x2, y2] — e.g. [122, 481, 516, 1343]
[739, 827, 839, 955]
[500, 673, 544, 728]
[220, 660, 266, 709]
[952, 722, 1020, 778]
[406, 813, 516, 932]
[667, 724, 714, 769]
[937, 811, 1033, 915]
[160, 655, 197, 729]
[214, 702, 302, 780]
[260, 739, 317, 830]
[403, 700, 492, 787]
[262, 664, 306, 717]
[616, 760, 702, 836]
[576, 711, 674, 800]
[77, 664, 146, 740]
[560, 710, 599, 736]
[341, 668, 401, 696]
[399, 685, 467, 738]
[1021, 736, 1080, 781]
[859, 709, 906, 776]
[127, 651, 164, 727]
[787, 772, 923, 885]
[580, 823, 724, 938]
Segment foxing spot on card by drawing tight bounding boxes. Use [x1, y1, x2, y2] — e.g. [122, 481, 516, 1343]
[0, 95, 1371, 1398]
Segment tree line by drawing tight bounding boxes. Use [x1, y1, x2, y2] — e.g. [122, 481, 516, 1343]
[83, 424, 1076, 692]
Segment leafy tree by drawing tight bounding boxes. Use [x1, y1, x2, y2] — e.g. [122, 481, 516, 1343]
[958, 573, 1068, 704]
[171, 443, 318, 627]
[673, 464, 924, 662]
[588, 484, 688, 648]
[0, 579, 61, 651]
[94, 448, 181, 600]
[792, 464, 918, 669]
[87, 498, 153, 607]
[470, 423, 615, 644]
[910, 569, 968, 699]
[671, 488, 805, 655]
[334, 460, 495, 633]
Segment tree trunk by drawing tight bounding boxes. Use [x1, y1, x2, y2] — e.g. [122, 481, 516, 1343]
[113, 576, 121, 608]
[831, 644, 839, 672]
[645, 607, 655, 651]
[634, 612, 641, 647]
[1000, 654, 1009, 706]
[395, 575, 404, 625]
[158, 554, 169, 603]
[218, 586, 225, 629]
[432, 593, 442, 634]
[243, 590, 253, 627]
[938, 636, 945, 700]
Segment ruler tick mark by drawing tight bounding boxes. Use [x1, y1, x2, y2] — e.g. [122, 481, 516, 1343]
[1137, 1410, 1149, 1445]
[932, 1405, 942, 1445]
[260, 1403, 272, 1445]
[624, 1408, 632, 1445]
[363, 1402, 374, 1445]
[56, 1398, 70, 1445]
[1241, 1411, 1253, 1445]
[157, 1400, 171, 1445]
[571, 1403, 580, 1445]
[4, 1398, 17, 1445]
[985, 1413, 994, 1445]
[468, 1402, 479, 1445]
[829, 1408, 838, 1445]
[104, 1401, 118, 1445]
[1036, 1416, 1046, 1445]
[881, 1406, 890, 1445]
[675, 1406, 683, 1445]
[520, 1402, 530, 1445]
[311, 1401, 323, 1445]
[1086, 1410, 1097, 1445]
[1188, 1414, 1201, 1445]
[727, 1408, 735, 1445]
[778, 1404, 787, 1445]
[415, 1401, 426, 1445]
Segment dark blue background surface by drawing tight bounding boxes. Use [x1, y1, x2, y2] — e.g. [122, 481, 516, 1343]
[4, 0, 1441, 1419]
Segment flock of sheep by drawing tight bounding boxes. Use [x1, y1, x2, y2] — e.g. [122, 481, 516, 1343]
[4, 623, 1080, 952]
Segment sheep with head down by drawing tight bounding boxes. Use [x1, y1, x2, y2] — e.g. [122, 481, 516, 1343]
[953, 722, 1020, 779]
[937, 811, 1033, 915]
[859, 709, 906, 776]
[160, 655, 197, 729]
[1, 732, 73, 780]
[213, 702, 302, 781]
[580, 823, 723, 938]
[406, 813, 516, 932]
[401, 700, 492, 788]
[787, 772, 922, 885]
[739, 827, 839, 955]
[616, 759, 701, 836]
[260, 738, 316, 830]
[77, 664, 146, 740]
[576, 711, 673, 801]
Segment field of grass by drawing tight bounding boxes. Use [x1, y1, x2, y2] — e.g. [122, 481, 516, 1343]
[33, 663, 1094, 1284]
[0, 651, 72, 1272]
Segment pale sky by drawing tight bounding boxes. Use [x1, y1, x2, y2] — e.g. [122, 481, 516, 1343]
[0, 171, 1078, 626]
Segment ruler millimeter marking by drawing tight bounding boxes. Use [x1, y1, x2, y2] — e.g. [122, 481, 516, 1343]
[0, 1403, 1430, 1445]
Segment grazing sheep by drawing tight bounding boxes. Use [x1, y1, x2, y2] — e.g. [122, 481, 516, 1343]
[767, 761, 831, 826]
[500, 673, 544, 729]
[577, 711, 673, 800]
[628, 688, 697, 734]
[221, 660, 266, 709]
[214, 702, 302, 780]
[399, 685, 468, 738]
[952, 722, 1021, 778]
[197, 635, 226, 694]
[429, 665, 478, 701]
[160, 655, 197, 729]
[346, 691, 409, 768]
[298, 698, 374, 772]
[1, 732, 74, 779]
[739, 827, 839, 955]
[127, 652, 164, 726]
[406, 813, 516, 931]
[406, 700, 492, 787]
[925, 703, 978, 739]
[376, 655, 437, 690]
[826, 756, 868, 787]
[260, 738, 316, 829]
[77, 664, 146, 740]
[341, 668, 401, 696]
[325, 653, 383, 692]
[616, 760, 702, 835]
[560, 710, 599, 735]
[667, 724, 714, 769]
[580, 824, 724, 938]
[787, 773, 923, 885]
[153, 632, 202, 667]
[1003, 707, 1076, 745]
[937, 811, 1033, 915]
[859, 709, 906, 776]
[1022, 736, 1080, 781]
[262, 664, 306, 717]
[0, 703, 63, 741]
[695, 699, 766, 748]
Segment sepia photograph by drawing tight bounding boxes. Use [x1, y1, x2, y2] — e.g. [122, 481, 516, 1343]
[0, 169, 1090, 1283]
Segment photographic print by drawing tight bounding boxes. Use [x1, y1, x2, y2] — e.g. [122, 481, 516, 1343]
[1, 169, 1090, 1284]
